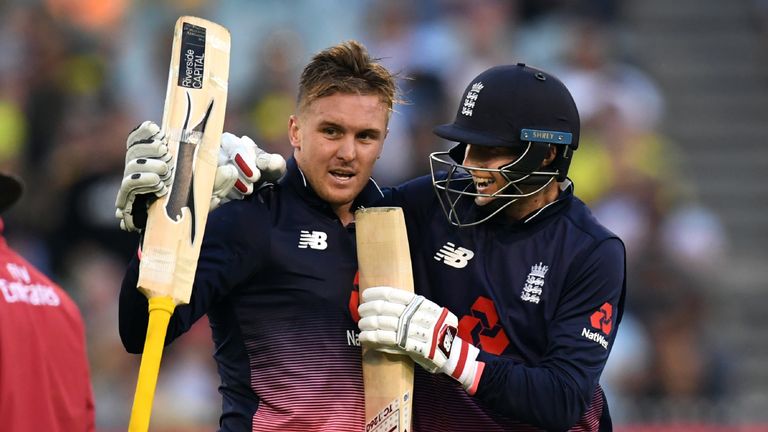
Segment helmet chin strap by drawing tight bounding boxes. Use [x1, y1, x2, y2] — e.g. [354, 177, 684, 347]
[498, 141, 552, 186]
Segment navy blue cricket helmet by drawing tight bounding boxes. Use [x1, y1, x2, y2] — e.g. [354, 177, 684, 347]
[429, 63, 580, 226]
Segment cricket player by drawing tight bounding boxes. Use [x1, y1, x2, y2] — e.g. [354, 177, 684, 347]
[116, 40, 397, 431]
[359, 64, 626, 431]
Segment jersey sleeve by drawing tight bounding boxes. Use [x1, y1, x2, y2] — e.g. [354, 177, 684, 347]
[119, 198, 270, 353]
[473, 237, 626, 430]
[383, 174, 439, 220]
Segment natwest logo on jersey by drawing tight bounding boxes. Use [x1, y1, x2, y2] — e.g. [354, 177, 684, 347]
[298, 230, 328, 250]
[434, 242, 474, 269]
[458, 296, 509, 355]
[581, 302, 613, 350]
[590, 302, 614, 335]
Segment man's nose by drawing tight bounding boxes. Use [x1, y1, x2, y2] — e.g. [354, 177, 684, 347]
[336, 136, 356, 161]
[463, 146, 485, 169]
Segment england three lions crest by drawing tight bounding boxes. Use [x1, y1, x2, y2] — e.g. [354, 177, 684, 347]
[461, 82, 484, 117]
[521, 262, 548, 304]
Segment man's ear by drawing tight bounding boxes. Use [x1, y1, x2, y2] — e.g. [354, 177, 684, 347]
[288, 115, 301, 151]
[542, 144, 557, 166]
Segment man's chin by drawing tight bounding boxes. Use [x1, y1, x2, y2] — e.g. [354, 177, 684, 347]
[474, 196, 496, 207]
[320, 188, 360, 208]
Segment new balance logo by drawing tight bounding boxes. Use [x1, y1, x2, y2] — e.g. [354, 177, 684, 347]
[434, 242, 475, 268]
[438, 325, 457, 358]
[298, 230, 328, 250]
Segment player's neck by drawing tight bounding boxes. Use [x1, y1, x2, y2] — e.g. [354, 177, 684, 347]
[503, 181, 560, 222]
[334, 203, 355, 226]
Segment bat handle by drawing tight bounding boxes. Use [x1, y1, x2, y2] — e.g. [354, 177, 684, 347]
[128, 295, 177, 432]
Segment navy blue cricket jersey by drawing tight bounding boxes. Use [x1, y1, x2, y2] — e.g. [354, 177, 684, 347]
[120, 158, 383, 431]
[386, 174, 626, 431]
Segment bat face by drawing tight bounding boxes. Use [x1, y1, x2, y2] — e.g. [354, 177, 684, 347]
[166, 21, 215, 227]
[165, 96, 214, 243]
[137, 16, 230, 304]
[355, 207, 415, 432]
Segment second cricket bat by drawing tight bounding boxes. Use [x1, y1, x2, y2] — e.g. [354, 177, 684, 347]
[128, 16, 230, 432]
[355, 207, 415, 432]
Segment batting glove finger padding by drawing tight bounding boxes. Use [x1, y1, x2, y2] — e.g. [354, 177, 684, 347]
[358, 318, 399, 345]
[358, 298, 408, 318]
[126, 120, 162, 146]
[219, 133, 260, 198]
[116, 121, 174, 232]
[210, 164, 239, 210]
[126, 142, 172, 164]
[211, 133, 287, 210]
[124, 158, 172, 182]
[254, 150, 287, 182]
[357, 285, 486, 394]
[361, 286, 417, 305]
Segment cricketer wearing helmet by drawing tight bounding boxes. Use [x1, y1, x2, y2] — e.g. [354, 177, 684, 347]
[429, 63, 580, 227]
[358, 64, 627, 431]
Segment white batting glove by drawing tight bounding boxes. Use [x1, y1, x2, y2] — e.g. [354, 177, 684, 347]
[211, 133, 286, 210]
[115, 121, 173, 232]
[116, 122, 287, 232]
[358, 286, 486, 394]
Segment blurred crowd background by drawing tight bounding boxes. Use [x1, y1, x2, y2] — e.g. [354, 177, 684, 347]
[1, 0, 767, 430]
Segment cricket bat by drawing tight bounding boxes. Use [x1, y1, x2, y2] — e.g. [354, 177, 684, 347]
[355, 207, 415, 432]
[128, 16, 230, 432]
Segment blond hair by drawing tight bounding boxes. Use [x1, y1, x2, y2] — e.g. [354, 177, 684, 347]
[297, 40, 398, 114]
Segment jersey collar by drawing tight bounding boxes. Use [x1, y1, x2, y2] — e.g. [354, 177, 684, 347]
[482, 179, 574, 230]
[520, 179, 574, 224]
[281, 157, 384, 218]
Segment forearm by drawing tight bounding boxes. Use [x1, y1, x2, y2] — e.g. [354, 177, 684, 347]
[118, 202, 266, 354]
[118, 249, 191, 352]
[118, 254, 149, 353]
[118, 252, 203, 353]
[474, 353, 591, 431]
